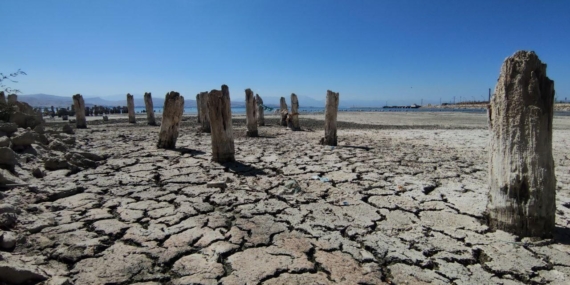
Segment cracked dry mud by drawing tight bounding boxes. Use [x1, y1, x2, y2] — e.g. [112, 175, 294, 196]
[2, 113, 570, 285]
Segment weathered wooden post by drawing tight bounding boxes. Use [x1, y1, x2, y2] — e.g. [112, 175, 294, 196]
[196, 94, 201, 124]
[488, 51, 556, 238]
[290, 93, 300, 131]
[0, 92, 6, 105]
[144, 92, 157, 126]
[322, 90, 339, 146]
[72, 94, 87, 128]
[7, 94, 17, 105]
[127, 93, 136, 123]
[245, 88, 258, 137]
[279, 97, 288, 126]
[157, 91, 184, 149]
[198, 91, 210, 133]
[208, 85, 235, 163]
[256, 94, 265, 126]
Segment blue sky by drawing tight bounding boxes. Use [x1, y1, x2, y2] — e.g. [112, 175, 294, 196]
[3, 0, 570, 105]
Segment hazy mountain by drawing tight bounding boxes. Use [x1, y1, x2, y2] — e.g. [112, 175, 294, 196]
[17, 93, 407, 109]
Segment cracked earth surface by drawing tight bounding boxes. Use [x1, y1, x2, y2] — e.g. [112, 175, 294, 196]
[2, 113, 570, 285]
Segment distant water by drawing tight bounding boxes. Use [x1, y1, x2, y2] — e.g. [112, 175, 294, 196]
[134, 106, 489, 115]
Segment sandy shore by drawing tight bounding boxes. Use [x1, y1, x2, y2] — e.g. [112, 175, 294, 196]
[2, 111, 570, 284]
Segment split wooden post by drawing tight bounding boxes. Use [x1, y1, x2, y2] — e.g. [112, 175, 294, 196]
[196, 94, 201, 123]
[72, 94, 87, 129]
[144, 92, 157, 126]
[279, 97, 288, 126]
[322, 90, 339, 146]
[245, 88, 258, 137]
[157, 91, 184, 149]
[127, 93, 136, 123]
[291, 93, 300, 131]
[256, 94, 265, 126]
[208, 85, 235, 163]
[487, 51, 556, 238]
[198, 91, 210, 133]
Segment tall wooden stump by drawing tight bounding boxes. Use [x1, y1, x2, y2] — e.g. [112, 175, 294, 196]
[256, 94, 265, 126]
[488, 50, 556, 238]
[127, 93, 136, 124]
[198, 92, 211, 133]
[157, 92, 184, 149]
[7, 94, 17, 105]
[245, 88, 258, 137]
[291, 93, 300, 131]
[0, 92, 6, 105]
[72, 94, 87, 129]
[144, 92, 157, 126]
[279, 97, 288, 126]
[196, 94, 201, 123]
[323, 90, 339, 146]
[208, 85, 235, 163]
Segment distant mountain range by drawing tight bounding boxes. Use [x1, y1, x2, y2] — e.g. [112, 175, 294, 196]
[16, 93, 405, 109]
[15, 93, 327, 108]
[16, 94, 199, 108]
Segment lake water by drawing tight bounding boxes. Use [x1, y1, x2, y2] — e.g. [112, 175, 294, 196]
[135, 107, 492, 115]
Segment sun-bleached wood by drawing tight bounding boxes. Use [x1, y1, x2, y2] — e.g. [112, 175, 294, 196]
[256, 94, 265, 126]
[127, 93, 136, 123]
[72, 94, 87, 129]
[245, 88, 258, 137]
[144, 92, 156, 126]
[291, 93, 300, 131]
[279, 97, 288, 126]
[196, 94, 201, 123]
[157, 91, 184, 149]
[488, 50, 556, 238]
[323, 90, 339, 146]
[208, 85, 235, 163]
[198, 91, 210, 133]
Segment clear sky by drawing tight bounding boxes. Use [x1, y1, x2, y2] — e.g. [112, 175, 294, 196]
[3, 0, 570, 105]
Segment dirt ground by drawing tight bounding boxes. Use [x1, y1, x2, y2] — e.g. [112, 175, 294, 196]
[1, 111, 569, 285]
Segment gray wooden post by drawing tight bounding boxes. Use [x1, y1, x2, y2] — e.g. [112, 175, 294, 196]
[245, 88, 258, 137]
[72, 94, 87, 129]
[198, 91, 210, 133]
[256, 94, 265, 126]
[208, 85, 235, 163]
[488, 51, 556, 238]
[157, 92, 184, 149]
[322, 90, 339, 146]
[196, 94, 201, 123]
[144, 92, 156, 126]
[127, 93, 136, 123]
[279, 97, 288, 126]
[291, 93, 300, 131]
